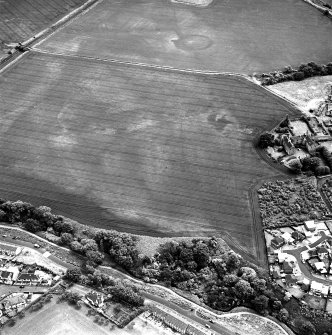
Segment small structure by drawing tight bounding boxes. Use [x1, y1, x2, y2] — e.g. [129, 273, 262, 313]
[305, 220, 316, 232]
[292, 230, 305, 242]
[317, 246, 329, 260]
[311, 281, 323, 295]
[271, 236, 285, 249]
[282, 261, 294, 274]
[301, 250, 311, 263]
[301, 278, 311, 292]
[281, 135, 296, 155]
[86, 291, 104, 308]
[314, 262, 327, 274]
[282, 232, 294, 244]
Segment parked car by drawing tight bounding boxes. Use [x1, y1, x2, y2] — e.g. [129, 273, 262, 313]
[34, 244, 40, 248]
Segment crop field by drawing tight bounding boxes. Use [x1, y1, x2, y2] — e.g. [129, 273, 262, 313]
[0, 51, 301, 261]
[0, 0, 89, 43]
[36, 0, 332, 74]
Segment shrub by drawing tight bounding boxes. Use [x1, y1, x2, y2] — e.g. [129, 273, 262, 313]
[293, 71, 305, 81]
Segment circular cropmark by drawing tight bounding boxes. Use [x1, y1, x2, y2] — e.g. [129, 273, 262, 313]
[172, 34, 213, 51]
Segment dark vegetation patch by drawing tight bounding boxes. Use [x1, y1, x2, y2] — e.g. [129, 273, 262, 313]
[255, 62, 332, 86]
[258, 177, 328, 228]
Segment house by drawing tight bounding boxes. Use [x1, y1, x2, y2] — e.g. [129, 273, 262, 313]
[282, 232, 294, 244]
[282, 261, 294, 274]
[301, 278, 311, 292]
[322, 285, 330, 298]
[305, 220, 316, 232]
[271, 236, 285, 249]
[16, 273, 40, 285]
[164, 314, 187, 334]
[86, 291, 104, 308]
[282, 135, 296, 155]
[309, 249, 318, 258]
[311, 281, 323, 295]
[317, 246, 329, 260]
[314, 261, 327, 274]
[292, 230, 305, 242]
[301, 250, 311, 263]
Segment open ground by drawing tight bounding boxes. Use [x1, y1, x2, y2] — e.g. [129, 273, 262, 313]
[0, 51, 301, 262]
[35, 0, 332, 74]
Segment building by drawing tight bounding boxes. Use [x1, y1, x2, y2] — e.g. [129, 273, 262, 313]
[282, 232, 294, 244]
[304, 220, 316, 232]
[86, 291, 104, 308]
[311, 281, 323, 295]
[314, 261, 327, 274]
[0, 271, 13, 284]
[271, 237, 285, 249]
[301, 250, 311, 263]
[292, 230, 305, 242]
[281, 135, 296, 155]
[282, 261, 294, 274]
[301, 278, 311, 292]
[16, 273, 40, 285]
[317, 246, 329, 260]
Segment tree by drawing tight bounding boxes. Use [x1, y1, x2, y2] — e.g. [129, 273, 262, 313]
[259, 132, 274, 148]
[293, 71, 305, 81]
[65, 268, 82, 283]
[85, 250, 104, 265]
[60, 233, 74, 245]
[277, 308, 289, 322]
[70, 241, 83, 253]
[234, 279, 254, 301]
[252, 295, 269, 314]
[226, 253, 241, 272]
[289, 160, 302, 173]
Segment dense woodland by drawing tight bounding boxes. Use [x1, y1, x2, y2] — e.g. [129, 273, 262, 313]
[1, 199, 332, 334]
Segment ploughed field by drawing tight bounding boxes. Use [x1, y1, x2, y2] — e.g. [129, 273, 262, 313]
[0, 51, 300, 260]
[0, 0, 88, 43]
[36, 0, 332, 74]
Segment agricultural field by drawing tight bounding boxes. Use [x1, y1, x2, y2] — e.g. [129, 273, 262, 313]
[35, 0, 332, 74]
[0, 51, 301, 262]
[0, 0, 89, 60]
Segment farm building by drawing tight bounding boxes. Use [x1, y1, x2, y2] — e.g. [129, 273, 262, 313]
[16, 273, 40, 285]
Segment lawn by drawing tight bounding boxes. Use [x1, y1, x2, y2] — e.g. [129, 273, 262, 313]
[35, 0, 332, 74]
[0, 51, 301, 263]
